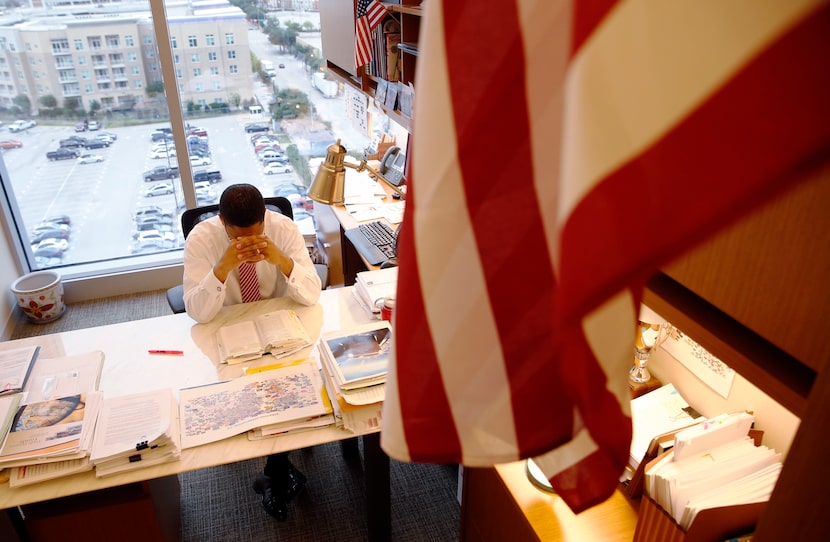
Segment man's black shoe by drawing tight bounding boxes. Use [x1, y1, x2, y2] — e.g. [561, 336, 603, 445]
[253, 473, 289, 521]
[281, 463, 307, 501]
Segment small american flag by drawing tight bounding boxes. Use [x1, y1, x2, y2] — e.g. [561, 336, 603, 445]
[355, 0, 387, 70]
[381, 0, 830, 513]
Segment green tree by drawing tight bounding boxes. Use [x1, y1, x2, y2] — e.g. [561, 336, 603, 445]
[230, 93, 242, 109]
[89, 100, 101, 114]
[63, 97, 81, 113]
[146, 81, 165, 96]
[12, 94, 30, 114]
[39, 94, 58, 109]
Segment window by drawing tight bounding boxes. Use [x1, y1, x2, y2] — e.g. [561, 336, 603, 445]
[0, 7, 370, 292]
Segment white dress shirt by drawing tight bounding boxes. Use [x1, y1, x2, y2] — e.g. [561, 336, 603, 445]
[183, 210, 321, 323]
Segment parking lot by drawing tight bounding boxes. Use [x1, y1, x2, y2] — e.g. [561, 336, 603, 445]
[2, 114, 301, 266]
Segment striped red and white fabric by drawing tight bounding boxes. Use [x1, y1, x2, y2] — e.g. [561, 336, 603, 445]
[381, 0, 830, 513]
[238, 262, 261, 303]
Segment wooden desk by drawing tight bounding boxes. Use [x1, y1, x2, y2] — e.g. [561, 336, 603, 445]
[314, 184, 402, 287]
[0, 288, 391, 541]
[461, 462, 638, 542]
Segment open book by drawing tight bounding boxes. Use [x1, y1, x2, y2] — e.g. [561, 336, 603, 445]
[217, 309, 312, 364]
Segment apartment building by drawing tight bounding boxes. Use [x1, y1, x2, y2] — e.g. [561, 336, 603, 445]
[0, 0, 252, 113]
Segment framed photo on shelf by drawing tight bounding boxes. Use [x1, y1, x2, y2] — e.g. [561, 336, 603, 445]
[375, 79, 389, 106]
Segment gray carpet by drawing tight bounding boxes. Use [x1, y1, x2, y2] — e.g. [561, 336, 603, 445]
[10, 290, 461, 541]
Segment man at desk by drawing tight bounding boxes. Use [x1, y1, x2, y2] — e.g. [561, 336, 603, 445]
[183, 183, 322, 520]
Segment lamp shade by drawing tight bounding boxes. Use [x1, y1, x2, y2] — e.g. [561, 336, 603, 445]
[308, 140, 348, 204]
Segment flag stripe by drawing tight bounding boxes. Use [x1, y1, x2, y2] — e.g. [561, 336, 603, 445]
[382, 0, 830, 514]
[559, 0, 830, 324]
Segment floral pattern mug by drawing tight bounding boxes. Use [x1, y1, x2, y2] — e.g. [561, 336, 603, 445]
[10, 270, 66, 324]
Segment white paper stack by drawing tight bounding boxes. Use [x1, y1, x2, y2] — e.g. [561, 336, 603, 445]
[644, 412, 782, 530]
[353, 267, 398, 319]
[90, 388, 181, 477]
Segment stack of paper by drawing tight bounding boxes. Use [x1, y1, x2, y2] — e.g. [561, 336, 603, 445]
[318, 321, 391, 391]
[90, 388, 181, 477]
[217, 309, 313, 364]
[0, 350, 106, 486]
[645, 412, 782, 531]
[629, 383, 699, 470]
[317, 323, 390, 433]
[353, 267, 398, 319]
[0, 345, 40, 396]
[245, 361, 335, 440]
[179, 362, 331, 449]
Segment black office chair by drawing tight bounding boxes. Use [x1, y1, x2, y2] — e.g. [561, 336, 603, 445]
[166, 197, 328, 313]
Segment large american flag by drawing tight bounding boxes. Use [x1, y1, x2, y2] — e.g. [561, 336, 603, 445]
[354, 0, 387, 70]
[381, 0, 830, 513]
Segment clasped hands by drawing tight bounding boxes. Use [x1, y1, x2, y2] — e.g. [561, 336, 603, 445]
[214, 233, 292, 284]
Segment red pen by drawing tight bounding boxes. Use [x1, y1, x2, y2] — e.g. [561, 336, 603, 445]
[148, 350, 184, 356]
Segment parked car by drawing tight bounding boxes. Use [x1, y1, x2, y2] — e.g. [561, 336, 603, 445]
[31, 222, 71, 236]
[59, 138, 86, 149]
[134, 215, 174, 229]
[193, 169, 222, 184]
[77, 153, 104, 164]
[132, 222, 174, 240]
[8, 119, 36, 133]
[258, 150, 285, 162]
[33, 246, 64, 267]
[46, 148, 79, 161]
[137, 230, 176, 244]
[187, 126, 208, 137]
[190, 155, 212, 167]
[150, 148, 176, 159]
[0, 140, 23, 149]
[134, 205, 173, 221]
[43, 214, 71, 226]
[143, 182, 174, 197]
[84, 138, 110, 149]
[264, 162, 293, 175]
[244, 123, 270, 133]
[30, 228, 70, 244]
[254, 143, 281, 153]
[143, 165, 179, 181]
[74, 121, 88, 132]
[278, 63, 285, 69]
[32, 237, 69, 252]
[96, 131, 118, 142]
[88, 120, 100, 131]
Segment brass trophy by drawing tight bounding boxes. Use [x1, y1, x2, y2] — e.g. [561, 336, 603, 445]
[629, 320, 663, 385]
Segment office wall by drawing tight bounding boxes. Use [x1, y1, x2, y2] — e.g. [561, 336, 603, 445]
[649, 347, 799, 459]
[1, 215, 20, 340]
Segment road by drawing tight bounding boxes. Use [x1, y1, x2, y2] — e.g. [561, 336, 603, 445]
[246, 27, 371, 154]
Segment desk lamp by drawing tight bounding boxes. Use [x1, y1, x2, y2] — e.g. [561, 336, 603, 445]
[307, 139, 406, 205]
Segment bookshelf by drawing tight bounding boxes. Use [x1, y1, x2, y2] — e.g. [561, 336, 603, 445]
[321, 1, 422, 132]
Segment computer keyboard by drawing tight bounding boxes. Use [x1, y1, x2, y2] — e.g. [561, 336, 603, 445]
[344, 220, 398, 266]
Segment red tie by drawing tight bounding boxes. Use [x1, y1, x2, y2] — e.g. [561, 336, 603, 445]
[239, 262, 261, 303]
